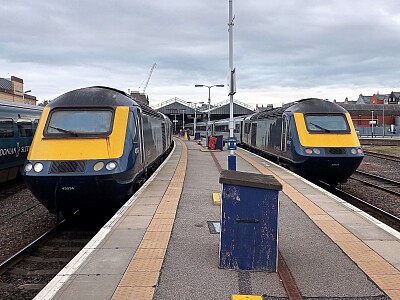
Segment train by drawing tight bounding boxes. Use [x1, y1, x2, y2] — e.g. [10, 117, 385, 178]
[0, 101, 43, 184]
[22, 86, 172, 217]
[187, 98, 364, 186]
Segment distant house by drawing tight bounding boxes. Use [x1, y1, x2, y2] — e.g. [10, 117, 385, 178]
[356, 94, 373, 104]
[0, 76, 37, 105]
[370, 93, 389, 104]
[388, 91, 400, 104]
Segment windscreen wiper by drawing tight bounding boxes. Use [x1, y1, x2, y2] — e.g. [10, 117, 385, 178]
[310, 122, 330, 133]
[49, 125, 79, 136]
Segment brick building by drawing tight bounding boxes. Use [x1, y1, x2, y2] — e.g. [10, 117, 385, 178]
[0, 76, 37, 105]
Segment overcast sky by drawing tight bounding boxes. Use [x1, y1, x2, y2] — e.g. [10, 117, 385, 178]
[2, 0, 400, 108]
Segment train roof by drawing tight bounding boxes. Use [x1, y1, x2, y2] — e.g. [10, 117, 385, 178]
[49, 86, 167, 120]
[0, 101, 43, 112]
[49, 86, 138, 108]
[250, 98, 347, 120]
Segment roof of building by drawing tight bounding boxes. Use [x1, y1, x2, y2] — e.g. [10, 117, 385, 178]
[338, 103, 400, 114]
[0, 77, 12, 91]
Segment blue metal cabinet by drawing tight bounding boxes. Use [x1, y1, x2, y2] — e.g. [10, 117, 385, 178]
[219, 170, 282, 271]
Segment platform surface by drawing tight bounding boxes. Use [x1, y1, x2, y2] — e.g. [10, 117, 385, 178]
[35, 138, 400, 300]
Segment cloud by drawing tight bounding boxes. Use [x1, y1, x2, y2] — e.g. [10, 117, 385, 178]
[2, 0, 400, 107]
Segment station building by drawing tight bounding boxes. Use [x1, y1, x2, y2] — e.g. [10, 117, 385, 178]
[0, 76, 37, 105]
[153, 97, 255, 133]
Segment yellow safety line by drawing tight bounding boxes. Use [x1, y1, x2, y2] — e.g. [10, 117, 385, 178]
[212, 192, 221, 206]
[112, 140, 188, 300]
[232, 295, 263, 300]
[235, 149, 400, 299]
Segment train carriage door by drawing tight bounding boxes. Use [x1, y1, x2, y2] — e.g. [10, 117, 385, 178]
[161, 122, 166, 152]
[133, 109, 145, 166]
[251, 123, 257, 146]
[280, 115, 289, 153]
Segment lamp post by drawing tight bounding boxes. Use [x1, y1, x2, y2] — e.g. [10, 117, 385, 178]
[227, 0, 236, 170]
[181, 109, 186, 132]
[383, 102, 385, 137]
[195, 84, 224, 146]
[187, 101, 204, 140]
[371, 110, 374, 138]
[23, 89, 31, 104]
[171, 114, 178, 134]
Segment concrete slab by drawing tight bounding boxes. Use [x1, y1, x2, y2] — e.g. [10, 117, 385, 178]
[100, 228, 146, 249]
[53, 274, 122, 300]
[76, 248, 134, 275]
[117, 215, 153, 229]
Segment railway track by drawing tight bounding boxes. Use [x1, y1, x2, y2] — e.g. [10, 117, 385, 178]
[0, 203, 42, 226]
[0, 215, 106, 299]
[0, 179, 26, 201]
[333, 187, 400, 233]
[364, 150, 400, 162]
[351, 170, 400, 197]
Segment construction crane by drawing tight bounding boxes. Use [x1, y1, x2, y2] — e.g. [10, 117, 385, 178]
[139, 63, 157, 94]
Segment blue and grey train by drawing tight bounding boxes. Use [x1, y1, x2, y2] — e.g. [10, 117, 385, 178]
[191, 98, 363, 186]
[240, 98, 364, 186]
[22, 86, 172, 217]
[0, 101, 43, 184]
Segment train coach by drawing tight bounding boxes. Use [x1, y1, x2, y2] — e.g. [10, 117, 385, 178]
[0, 101, 43, 183]
[22, 86, 172, 217]
[240, 98, 364, 186]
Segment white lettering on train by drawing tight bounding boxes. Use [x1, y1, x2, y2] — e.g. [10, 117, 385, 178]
[0, 144, 30, 157]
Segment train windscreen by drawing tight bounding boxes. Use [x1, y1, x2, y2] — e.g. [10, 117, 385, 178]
[45, 109, 114, 137]
[304, 114, 350, 133]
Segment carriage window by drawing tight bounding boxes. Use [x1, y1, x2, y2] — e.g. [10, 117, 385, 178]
[45, 109, 114, 137]
[17, 121, 33, 137]
[0, 119, 14, 138]
[305, 114, 349, 133]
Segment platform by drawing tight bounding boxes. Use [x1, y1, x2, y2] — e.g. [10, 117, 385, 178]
[35, 137, 400, 300]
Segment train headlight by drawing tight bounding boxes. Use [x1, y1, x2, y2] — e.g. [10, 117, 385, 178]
[313, 148, 321, 154]
[24, 163, 33, 172]
[357, 148, 363, 154]
[351, 149, 357, 154]
[33, 163, 43, 172]
[106, 161, 117, 171]
[305, 148, 313, 154]
[93, 161, 105, 171]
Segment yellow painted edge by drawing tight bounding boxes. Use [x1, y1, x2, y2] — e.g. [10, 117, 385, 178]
[232, 295, 263, 300]
[212, 192, 221, 206]
[235, 148, 400, 297]
[200, 148, 222, 152]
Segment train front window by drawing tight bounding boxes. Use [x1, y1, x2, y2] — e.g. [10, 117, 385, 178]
[45, 109, 114, 137]
[305, 114, 349, 133]
[0, 119, 14, 138]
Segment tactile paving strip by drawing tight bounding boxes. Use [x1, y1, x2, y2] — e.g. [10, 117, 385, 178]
[112, 139, 188, 300]
[235, 149, 400, 299]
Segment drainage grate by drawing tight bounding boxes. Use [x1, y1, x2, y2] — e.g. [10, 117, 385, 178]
[207, 221, 221, 234]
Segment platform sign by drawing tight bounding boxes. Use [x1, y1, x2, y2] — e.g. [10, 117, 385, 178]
[227, 136, 237, 150]
[369, 120, 377, 125]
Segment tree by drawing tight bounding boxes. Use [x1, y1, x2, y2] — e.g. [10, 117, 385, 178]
[38, 100, 51, 107]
